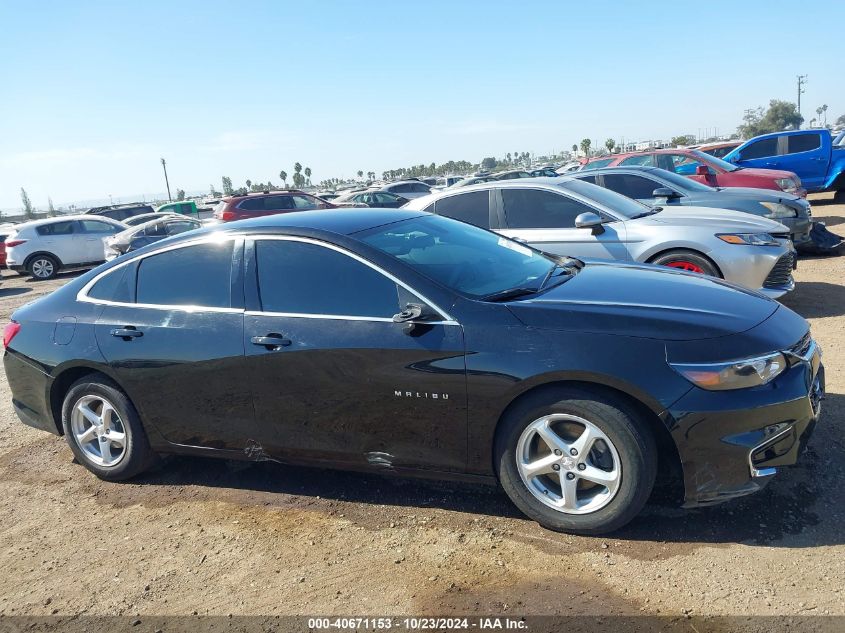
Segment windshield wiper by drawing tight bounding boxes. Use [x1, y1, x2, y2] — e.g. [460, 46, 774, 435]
[632, 207, 661, 219]
[481, 287, 539, 302]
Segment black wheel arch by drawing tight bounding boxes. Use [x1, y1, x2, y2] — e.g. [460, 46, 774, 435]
[24, 251, 63, 270]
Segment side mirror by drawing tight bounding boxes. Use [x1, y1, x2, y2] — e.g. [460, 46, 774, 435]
[575, 211, 605, 235]
[695, 165, 709, 176]
[652, 187, 678, 199]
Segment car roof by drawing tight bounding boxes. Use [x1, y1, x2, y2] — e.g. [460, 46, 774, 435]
[223, 189, 307, 201]
[214, 208, 427, 236]
[12, 214, 123, 230]
[573, 165, 667, 177]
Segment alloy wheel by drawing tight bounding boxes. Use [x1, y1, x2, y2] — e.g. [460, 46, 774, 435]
[31, 258, 55, 279]
[70, 395, 129, 467]
[516, 413, 621, 514]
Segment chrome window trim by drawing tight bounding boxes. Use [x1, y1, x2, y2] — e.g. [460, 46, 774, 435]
[250, 234, 458, 324]
[244, 310, 458, 326]
[77, 234, 243, 313]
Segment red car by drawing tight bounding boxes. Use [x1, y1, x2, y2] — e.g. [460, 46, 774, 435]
[582, 149, 806, 197]
[213, 190, 335, 222]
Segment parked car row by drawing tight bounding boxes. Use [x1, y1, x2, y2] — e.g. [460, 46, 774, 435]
[3, 206, 823, 536]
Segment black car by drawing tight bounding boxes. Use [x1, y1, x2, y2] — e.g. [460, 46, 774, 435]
[87, 203, 155, 222]
[332, 190, 409, 208]
[571, 166, 812, 245]
[2, 209, 823, 534]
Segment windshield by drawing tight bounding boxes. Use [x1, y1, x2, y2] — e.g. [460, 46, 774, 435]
[560, 179, 650, 219]
[693, 150, 739, 172]
[356, 215, 556, 299]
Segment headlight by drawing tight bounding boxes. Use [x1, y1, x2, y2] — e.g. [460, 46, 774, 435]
[716, 233, 780, 246]
[775, 178, 798, 193]
[670, 352, 787, 390]
[760, 201, 798, 218]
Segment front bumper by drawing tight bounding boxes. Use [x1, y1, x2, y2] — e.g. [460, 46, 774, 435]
[714, 241, 795, 297]
[667, 344, 823, 507]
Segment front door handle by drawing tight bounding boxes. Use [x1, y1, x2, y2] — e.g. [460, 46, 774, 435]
[111, 327, 143, 339]
[251, 334, 291, 350]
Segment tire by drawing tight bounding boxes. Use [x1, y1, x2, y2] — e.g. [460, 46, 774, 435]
[649, 249, 720, 277]
[27, 254, 59, 280]
[61, 374, 156, 481]
[495, 387, 657, 535]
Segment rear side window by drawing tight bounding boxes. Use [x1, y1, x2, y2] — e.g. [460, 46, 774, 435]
[741, 137, 778, 160]
[264, 196, 295, 211]
[87, 265, 132, 303]
[581, 158, 614, 171]
[435, 191, 490, 228]
[290, 195, 319, 209]
[602, 174, 663, 199]
[786, 133, 821, 154]
[80, 219, 120, 234]
[136, 242, 233, 308]
[502, 189, 593, 229]
[255, 240, 399, 318]
[165, 220, 199, 235]
[36, 221, 76, 236]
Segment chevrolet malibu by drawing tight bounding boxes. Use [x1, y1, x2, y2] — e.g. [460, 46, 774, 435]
[2, 209, 824, 534]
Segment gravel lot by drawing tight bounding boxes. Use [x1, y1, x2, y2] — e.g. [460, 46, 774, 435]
[0, 194, 843, 621]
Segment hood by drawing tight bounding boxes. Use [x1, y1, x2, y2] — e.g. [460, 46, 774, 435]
[506, 261, 778, 341]
[732, 166, 798, 180]
[707, 186, 803, 203]
[644, 206, 788, 233]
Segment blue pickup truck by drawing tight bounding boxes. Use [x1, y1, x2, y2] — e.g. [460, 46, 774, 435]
[724, 129, 845, 201]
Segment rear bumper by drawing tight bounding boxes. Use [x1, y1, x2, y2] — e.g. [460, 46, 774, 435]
[3, 350, 58, 435]
[668, 353, 823, 507]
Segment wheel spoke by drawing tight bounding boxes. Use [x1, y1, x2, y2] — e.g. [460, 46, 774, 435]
[521, 453, 559, 478]
[100, 403, 115, 432]
[579, 464, 618, 488]
[535, 421, 569, 454]
[100, 439, 113, 465]
[76, 426, 98, 445]
[78, 404, 101, 427]
[558, 473, 580, 510]
[570, 424, 599, 458]
[105, 430, 126, 448]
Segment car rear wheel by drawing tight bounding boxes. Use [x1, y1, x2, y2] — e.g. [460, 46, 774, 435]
[28, 254, 59, 280]
[61, 375, 156, 481]
[495, 387, 657, 535]
[649, 250, 719, 277]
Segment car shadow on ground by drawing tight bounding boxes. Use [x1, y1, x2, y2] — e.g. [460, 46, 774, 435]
[780, 281, 845, 318]
[0, 287, 31, 297]
[812, 214, 845, 227]
[130, 393, 843, 548]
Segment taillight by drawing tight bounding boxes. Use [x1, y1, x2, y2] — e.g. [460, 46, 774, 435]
[221, 211, 236, 222]
[3, 322, 21, 347]
[5, 239, 27, 248]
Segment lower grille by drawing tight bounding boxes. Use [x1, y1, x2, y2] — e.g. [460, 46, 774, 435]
[763, 252, 795, 288]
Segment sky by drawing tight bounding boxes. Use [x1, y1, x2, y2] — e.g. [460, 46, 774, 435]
[1, 0, 842, 210]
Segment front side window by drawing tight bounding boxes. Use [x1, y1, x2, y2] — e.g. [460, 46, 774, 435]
[357, 214, 555, 299]
[80, 219, 120, 234]
[601, 174, 664, 199]
[620, 155, 655, 167]
[136, 241, 233, 308]
[255, 240, 400, 318]
[741, 137, 778, 160]
[786, 133, 821, 154]
[434, 191, 490, 228]
[502, 188, 593, 229]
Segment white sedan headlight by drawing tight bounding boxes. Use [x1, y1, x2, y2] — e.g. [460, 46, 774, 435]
[670, 352, 787, 390]
[760, 202, 798, 218]
[716, 233, 780, 246]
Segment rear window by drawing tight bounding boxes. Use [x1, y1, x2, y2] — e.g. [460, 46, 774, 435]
[36, 221, 76, 236]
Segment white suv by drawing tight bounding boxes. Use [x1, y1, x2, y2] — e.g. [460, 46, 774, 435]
[5, 215, 126, 280]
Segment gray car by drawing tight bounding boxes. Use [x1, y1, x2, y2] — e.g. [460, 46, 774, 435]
[569, 166, 812, 246]
[403, 178, 796, 298]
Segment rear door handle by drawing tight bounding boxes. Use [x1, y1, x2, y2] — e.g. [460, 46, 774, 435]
[251, 334, 291, 349]
[111, 327, 143, 339]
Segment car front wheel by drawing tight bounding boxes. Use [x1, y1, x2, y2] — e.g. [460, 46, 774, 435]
[61, 375, 156, 481]
[27, 254, 59, 280]
[495, 387, 657, 535]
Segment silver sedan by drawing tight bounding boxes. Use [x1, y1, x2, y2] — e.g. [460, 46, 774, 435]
[403, 177, 796, 298]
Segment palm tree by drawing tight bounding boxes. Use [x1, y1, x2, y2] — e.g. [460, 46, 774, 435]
[357, 170, 363, 180]
[822, 104, 828, 127]
[279, 170, 288, 187]
[816, 107, 824, 127]
[304, 166, 312, 186]
[245, 179, 252, 191]
[605, 138, 616, 153]
[579, 138, 592, 158]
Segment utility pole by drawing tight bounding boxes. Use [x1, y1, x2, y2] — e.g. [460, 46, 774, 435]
[160, 157, 172, 202]
[797, 75, 808, 123]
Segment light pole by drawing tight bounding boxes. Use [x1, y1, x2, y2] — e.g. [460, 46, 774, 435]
[160, 157, 172, 202]
[797, 75, 807, 124]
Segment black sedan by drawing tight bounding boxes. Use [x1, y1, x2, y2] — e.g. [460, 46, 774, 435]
[331, 190, 409, 208]
[2, 209, 823, 534]
[571, 166, 812, 245]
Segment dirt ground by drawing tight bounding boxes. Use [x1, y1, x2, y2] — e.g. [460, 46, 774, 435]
[0, 194, 843, 622]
